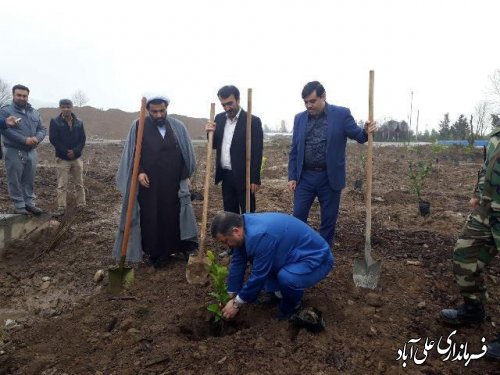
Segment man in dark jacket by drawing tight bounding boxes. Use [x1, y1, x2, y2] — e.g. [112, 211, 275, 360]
[49, 99, 86, 216]
[0, 84, 46, 215]
[205, 85, 263, 213]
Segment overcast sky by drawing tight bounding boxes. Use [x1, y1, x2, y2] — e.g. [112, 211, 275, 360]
[1, 0, 498, 131]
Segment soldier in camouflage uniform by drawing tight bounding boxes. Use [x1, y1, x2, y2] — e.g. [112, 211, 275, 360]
[440, 129, 500, 360]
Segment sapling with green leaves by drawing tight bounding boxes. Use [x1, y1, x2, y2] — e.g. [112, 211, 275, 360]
[260, 156, 268, 177]
[408, 160, 433, 202]
[206, 250, 230, 321]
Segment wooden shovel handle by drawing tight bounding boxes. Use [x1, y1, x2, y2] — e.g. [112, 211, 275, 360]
[365, 71, 374, 245]
[245, 89, 252, 213]
[120, 97, 147, 261]
[198, 103, 216, 259]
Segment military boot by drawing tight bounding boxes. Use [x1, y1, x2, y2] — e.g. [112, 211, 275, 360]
[440, 299, 486, 326]
[486, 333, 500, 360]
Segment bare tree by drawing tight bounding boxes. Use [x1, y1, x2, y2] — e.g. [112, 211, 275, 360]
[474, 100, 490, 136]
[0, 78, 11, 107]
[491, 69, 500, 102]
[72, 89, 89, 107]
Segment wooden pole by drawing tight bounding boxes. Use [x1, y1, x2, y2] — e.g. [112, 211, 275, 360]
[365, 71, 374, 252]
[198, 103, 215, 260]
[119, 97, 147, 266]
[245, 88, 252, 213]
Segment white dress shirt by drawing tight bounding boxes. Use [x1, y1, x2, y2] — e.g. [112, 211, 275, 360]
[220, 108, 242, 170]
[157, 125, 166, 138]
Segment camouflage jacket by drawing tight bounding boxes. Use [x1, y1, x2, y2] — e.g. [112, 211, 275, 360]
[475, 127, 500, 202]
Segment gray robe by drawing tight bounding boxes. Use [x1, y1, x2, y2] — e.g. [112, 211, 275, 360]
[112, 116, 198, 262]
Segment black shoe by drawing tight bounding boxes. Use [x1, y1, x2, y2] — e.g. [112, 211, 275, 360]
[273, 303, 301, 321]
[486, 333, 500, 360]
[14, 207, 29, 215]
[440, 300, 486, 326]
[150, 256, 169, 269]
[26, 205, 43, 216]
[256, 292, 281, 306]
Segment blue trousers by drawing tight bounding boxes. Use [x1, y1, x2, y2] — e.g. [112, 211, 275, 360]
[4, 147, 37, 209]
[264, 253, 334, 314]
[293, 170, 341, 246]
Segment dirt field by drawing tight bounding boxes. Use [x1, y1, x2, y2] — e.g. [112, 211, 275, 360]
[0, 140, 499, 375]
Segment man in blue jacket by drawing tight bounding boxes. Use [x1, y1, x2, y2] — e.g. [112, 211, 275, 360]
[212, 211, 334, 320]
[0, 84, 46, 215]
[288, 81, 377, 246]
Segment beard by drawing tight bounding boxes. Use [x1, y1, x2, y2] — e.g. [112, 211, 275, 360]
[153, 117, 167, 127]
[14, 99, 27, 108]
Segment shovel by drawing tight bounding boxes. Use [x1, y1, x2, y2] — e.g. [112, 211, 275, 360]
[353, 71, 382, 289]
[109, 97, 147, 293]
[245, 88, 252, 212]
[186, 103, 216, 284]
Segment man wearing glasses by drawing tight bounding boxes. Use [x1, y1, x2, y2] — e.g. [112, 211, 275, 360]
[49, 99, 87, 216]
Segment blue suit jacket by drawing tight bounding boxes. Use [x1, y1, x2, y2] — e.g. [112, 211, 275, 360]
[288, 103, 368, 190]
[228, 213, 334, 303]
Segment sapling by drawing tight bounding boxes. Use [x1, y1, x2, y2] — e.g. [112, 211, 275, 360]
[408, 161, 432, 202]
[206, 250, 230, 321]
[353, 153, 366, 191]
[260, 156, 268, 177]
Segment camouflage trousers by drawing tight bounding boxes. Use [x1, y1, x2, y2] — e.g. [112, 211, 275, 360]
[453, 201, 499, 302]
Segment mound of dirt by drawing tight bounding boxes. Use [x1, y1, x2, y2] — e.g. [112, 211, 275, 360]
[38, 106, 208, 140]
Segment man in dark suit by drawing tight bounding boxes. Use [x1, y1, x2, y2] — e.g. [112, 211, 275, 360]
[288, 81, 377, 246]
[205, 85, 263, 213]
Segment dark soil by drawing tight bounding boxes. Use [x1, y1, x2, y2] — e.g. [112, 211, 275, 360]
[0, 141, 498, 375]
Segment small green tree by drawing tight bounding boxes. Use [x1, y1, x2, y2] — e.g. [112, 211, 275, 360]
[260, 156, 268, 176]
[206, 250, 230, 321]
[408, 161, 432, 202]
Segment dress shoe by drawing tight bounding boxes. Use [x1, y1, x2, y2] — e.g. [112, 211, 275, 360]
[26, 205, 43, 216]
[256, 292, 281, 306]
[273, 302, 301, 321]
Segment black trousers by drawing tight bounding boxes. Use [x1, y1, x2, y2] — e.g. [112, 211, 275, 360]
[221, 169, 256, 214]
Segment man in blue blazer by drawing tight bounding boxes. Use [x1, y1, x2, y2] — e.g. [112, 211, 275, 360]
[288, 81, 377, 246]
[211, 211, 334, 320]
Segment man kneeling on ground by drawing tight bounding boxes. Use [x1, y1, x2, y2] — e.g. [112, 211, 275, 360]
[211, 211, 334, 321]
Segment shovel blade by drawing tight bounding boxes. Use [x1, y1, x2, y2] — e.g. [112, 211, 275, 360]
[185, 255, 210, 285]
[353, 259, 382, 289]
[108, 265, 134, 294]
